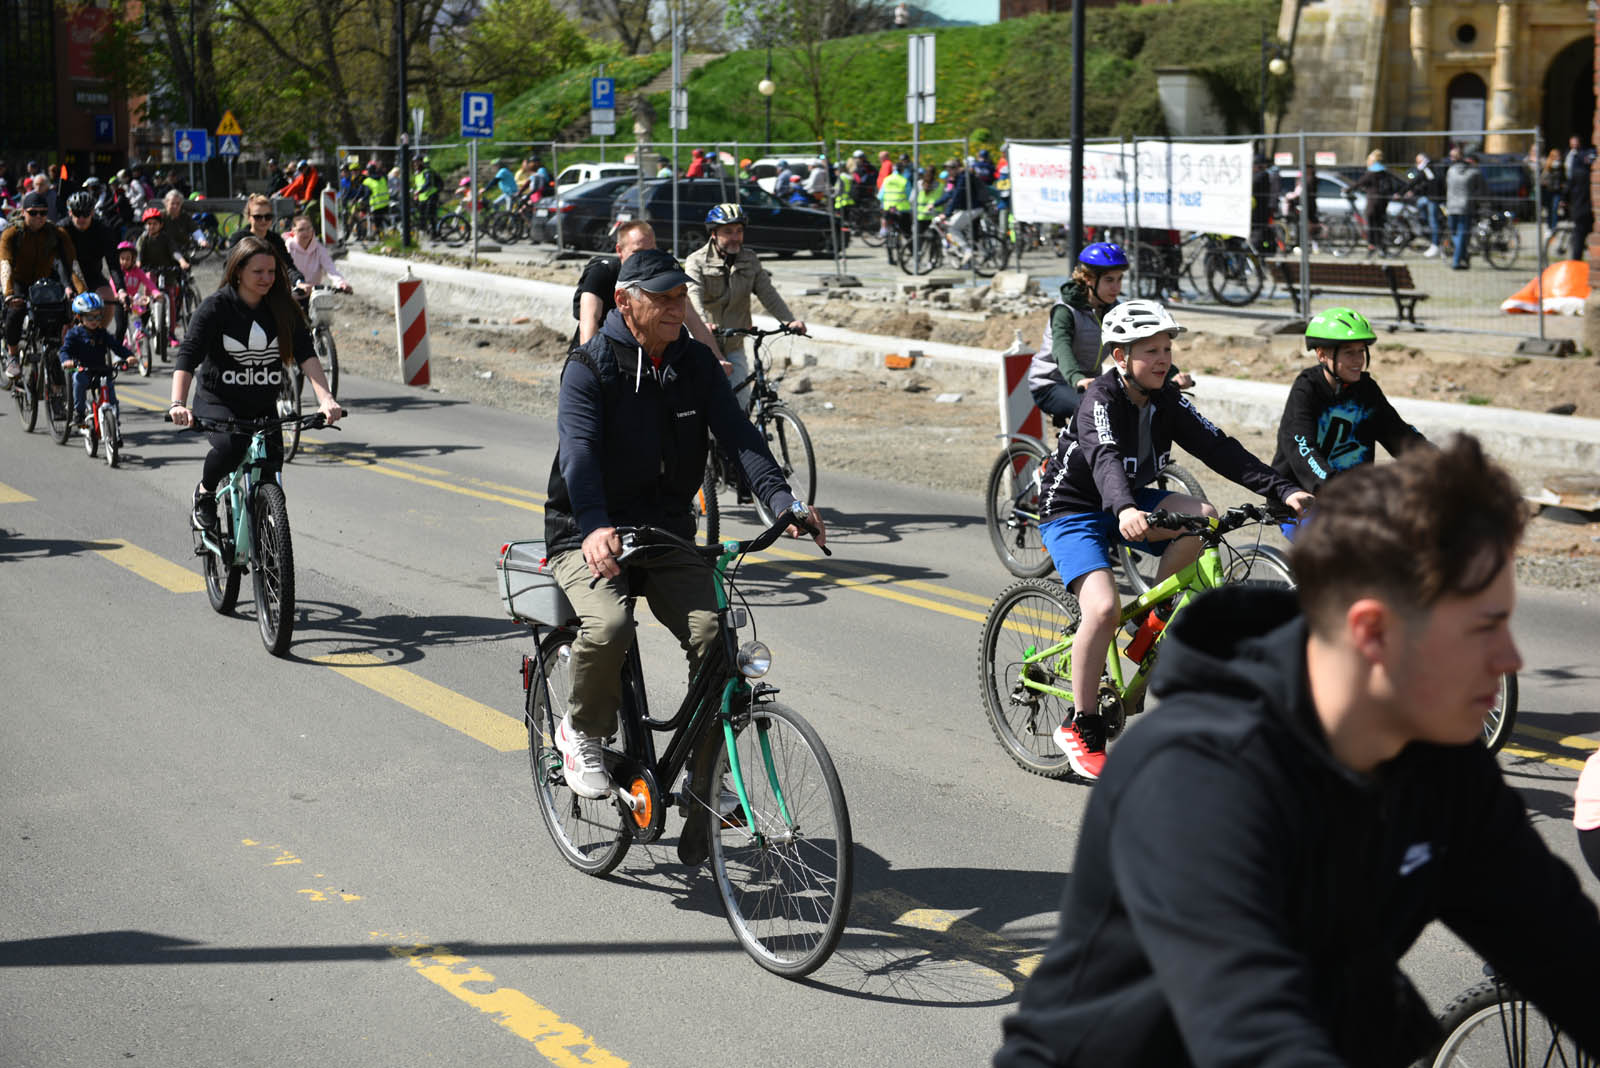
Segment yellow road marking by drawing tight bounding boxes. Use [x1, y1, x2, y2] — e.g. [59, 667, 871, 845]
[0, 480, 36, 503]
[746, 554, 988, 623]
[298, 443, 545, 514]
[315, 652, 524, 752]
[761, 543, 998, 608]
[856, 888, 1043, 979]
[1515, 724, 1600, 752]
[93, 538, 206, 593]
[382, 936, 629, 1066]
[118, 391, 170, 411]
[1500, 743, 1587, 771]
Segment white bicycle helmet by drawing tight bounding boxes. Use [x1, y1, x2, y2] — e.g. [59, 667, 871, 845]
[1101, 299, 1185, 347]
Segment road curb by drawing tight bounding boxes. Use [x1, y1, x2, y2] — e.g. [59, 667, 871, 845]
[342, 251, 1599, 471]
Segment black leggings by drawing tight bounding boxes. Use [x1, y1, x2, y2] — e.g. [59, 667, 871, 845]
[1581, 826, 1600, 881]
[202, 426, 283, 490]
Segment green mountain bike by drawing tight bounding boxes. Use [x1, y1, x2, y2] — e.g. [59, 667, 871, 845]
[503, 505, 852, 978]
[979, 503, 1296, 779]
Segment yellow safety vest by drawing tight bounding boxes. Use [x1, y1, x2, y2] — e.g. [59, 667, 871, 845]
[914, 184, 938, 220]
[880, 171, 911, 212]
[363, 175, 389, 210]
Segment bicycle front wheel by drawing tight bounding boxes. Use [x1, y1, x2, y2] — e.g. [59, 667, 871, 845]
[979, 579, 1079, 778]
[528, 628, 633, 876]
[709, 701, 853, 978]
[1117, 463, 1208, 594]
[13, 342, 39, 433]
[278, 372, 303, 462]
[985, 439, 1053, 578]
[1224, 545, 1295, 590]
[252, 482, 296, 656]
[45, 361, 71, 445]
[486, 210, 521, 245]
[699, 457, 722, 548]
[1482, 672, 1518, 753]
[852, 206, 884, 248]
[1204, 245, 1264, 306]
[436, 212, 470, 247]
[315, 324, 339, 398]
[1425, 980, 1581, 1068]
[753, 405, 816, 527]
[1483, 221, 1521, 270]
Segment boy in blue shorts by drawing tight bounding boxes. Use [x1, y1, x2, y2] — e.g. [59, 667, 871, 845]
[1035, 299, 1313, 780]
[59, 292, 132, 431]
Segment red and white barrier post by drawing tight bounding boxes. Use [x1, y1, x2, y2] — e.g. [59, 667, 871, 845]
[395, 269, 431, 387]
[320, 187, 339, 245]
[999, 330, 1043, 442]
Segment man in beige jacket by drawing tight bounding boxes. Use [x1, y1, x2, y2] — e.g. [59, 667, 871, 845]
[682, 202, 806, 411]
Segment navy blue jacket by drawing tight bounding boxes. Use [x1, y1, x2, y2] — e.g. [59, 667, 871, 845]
[544, 310, 796, 555]
[59, 324, 131, 372]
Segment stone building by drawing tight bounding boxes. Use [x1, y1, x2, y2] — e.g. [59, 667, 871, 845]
[1275, 0, 1594, 159]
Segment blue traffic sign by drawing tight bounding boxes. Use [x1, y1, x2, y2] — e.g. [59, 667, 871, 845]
[460, 92, 494, 139]
[216, 134, 241, 157]
[174, 128, 210, 162]
[93, 115, 114, 143]
[590, 78, 616, 111]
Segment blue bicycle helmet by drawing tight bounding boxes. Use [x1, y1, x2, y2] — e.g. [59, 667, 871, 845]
[71, 292, 105, 315]
[1078, 241, 1129, 270]
[705, 202, 745, 227]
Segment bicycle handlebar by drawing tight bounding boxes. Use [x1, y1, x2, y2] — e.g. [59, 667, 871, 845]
[1145, 501, 1297, 535]
[164, 409, 346, 433]
[596, 503, 829, 586]
[713, 324, 800, 341]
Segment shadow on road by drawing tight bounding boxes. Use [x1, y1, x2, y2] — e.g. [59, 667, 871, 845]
[282, 599, 525, 665]
[0, 534, 122, 563]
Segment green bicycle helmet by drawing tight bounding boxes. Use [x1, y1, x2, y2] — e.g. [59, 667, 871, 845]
[1304, 307, 1376, 350]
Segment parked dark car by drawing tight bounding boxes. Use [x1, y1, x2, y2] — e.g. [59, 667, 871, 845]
[1474, 153, 1535, 218]
[531, 175, 644, 251]
[611, 178, 846, 258]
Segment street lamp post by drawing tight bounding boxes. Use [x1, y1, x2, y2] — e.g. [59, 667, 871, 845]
[759, 47, 775, 148]
[1260, 31, 1289, 155]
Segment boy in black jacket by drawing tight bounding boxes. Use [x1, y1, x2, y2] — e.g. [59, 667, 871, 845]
[996, 435, 1600, 1067]
[1272, 306, 1427, 492]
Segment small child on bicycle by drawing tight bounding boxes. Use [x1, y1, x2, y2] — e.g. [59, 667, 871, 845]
[1035, 298, 1313, 780]
[59, 292, 131, 429]
[113, 240, 158, 348]
[1272, 307, 1428, 494]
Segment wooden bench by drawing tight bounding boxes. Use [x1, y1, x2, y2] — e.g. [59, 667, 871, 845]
[1266, 259, 1429, 328]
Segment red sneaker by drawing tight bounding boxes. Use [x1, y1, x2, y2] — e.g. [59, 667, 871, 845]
[1053, 714, 1107, 781]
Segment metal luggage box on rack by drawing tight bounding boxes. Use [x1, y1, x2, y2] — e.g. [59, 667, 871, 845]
[496, 540, 576, 626]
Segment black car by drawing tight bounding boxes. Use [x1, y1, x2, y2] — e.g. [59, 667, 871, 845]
[1474, 153, 1535, 218]
[611, 178, 846, 258]
[531, 175, 644, 251]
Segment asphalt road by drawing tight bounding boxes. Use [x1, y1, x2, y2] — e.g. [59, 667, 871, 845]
[2, 348, 1596, 1065]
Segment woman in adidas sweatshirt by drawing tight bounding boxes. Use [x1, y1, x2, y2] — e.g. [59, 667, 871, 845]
[169, 236, 340, 528]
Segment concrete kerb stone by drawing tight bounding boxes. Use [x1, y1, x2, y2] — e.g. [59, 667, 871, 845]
[342, 251, 1600, 471]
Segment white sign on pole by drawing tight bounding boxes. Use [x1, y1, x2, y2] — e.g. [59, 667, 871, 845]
[412, 106, 425, 142]
[670, 88, 688, 131]
[906, 34, 936, 124]
[592, 107, 616, 137]
[1009, 140, 1253, 236]
[1448, 98, 1485, 146]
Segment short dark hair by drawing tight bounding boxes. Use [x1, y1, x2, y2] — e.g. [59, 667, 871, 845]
[1291, 434, 1525, 634]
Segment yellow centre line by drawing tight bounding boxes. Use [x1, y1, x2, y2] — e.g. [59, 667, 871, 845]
[295, 442, 546, 514]
[315, 652, 524, 752]
[93, 538, 206, 593]
[0, 480, 36, 503]
[855, 888, 1043, 980]
[1515, 724, 1600, 752]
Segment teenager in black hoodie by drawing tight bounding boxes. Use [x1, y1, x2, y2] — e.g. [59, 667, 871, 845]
[996, 435, 1600, 1067]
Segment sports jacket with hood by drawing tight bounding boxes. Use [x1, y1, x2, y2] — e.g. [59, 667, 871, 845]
[996, 586, 1600, 1067]
[1038, 369, 1298, 521]
[174, 285, 312, 420]
[543, 309, 795, 556]
[1272, 365, 1426, 491]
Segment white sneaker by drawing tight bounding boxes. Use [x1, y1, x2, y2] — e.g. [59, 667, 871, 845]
[554, 714, 611, 799]
[1422, 244, 1440, 258]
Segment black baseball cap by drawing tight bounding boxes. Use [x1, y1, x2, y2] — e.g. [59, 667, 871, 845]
[21, 191, 48, 211]
[617, 248, 691, 293]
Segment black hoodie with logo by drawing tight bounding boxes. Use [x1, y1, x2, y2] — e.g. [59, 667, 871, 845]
[1271, 365, 1426, 492]
[996, 586, 1600, 1067]
[174, 285, 312, 420]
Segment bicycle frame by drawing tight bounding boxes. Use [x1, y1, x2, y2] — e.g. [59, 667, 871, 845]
[1015, 525, 1229, 705]
[194, 428, 278, 568]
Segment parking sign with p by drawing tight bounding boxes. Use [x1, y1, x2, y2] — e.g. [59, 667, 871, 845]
[461, 92, 494, 139]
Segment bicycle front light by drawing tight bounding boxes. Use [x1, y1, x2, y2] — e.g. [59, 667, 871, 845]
[737, 641, 772, 679]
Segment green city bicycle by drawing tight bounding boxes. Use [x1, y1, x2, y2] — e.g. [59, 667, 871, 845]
[177, 409, 342, 656]
[501, 505, 852, 977]
[979, 503, 1295, 778]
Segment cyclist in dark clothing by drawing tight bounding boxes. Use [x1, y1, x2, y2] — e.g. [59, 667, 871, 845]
[64, 191, 126, 336]
[169, 236, 338, 532]
[996, 435, 1600, 1068]
[1272, 307, 1426, 491]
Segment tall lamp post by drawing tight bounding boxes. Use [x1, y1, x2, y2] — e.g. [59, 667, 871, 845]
[758, 47, 775, 148]
[1260, 32, 1289, 156]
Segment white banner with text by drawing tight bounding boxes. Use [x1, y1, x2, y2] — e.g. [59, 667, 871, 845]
[1008, 141, 1253, 236]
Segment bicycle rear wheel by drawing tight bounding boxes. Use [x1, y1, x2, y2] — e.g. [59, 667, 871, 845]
[699, 457, 722, 548]
[204, 496, 242, 613]
[709, 701, 852, 978]
[13, 341, 39, 433]
[1483, 221, 1520, 270]
[315, 324, 339, 398]
[851, 206, 884, 248]
[436, 212, 470, 247]
[1424, 980, 1581, 1068]
[979, 579, 1079, 778]
[45, 359, 71, 445]
[1482, 672, 1518, 753]
[252, 482, 296, 656]
[753, 405, 816, 526]
[1117, 463, 1208, 594]
[529, 628, 632, 876]
[985, 438, 1053, 578]
[278, 372, 303, 462]
[486, 210, 521, 245]
[1204, 244, 1264, 306]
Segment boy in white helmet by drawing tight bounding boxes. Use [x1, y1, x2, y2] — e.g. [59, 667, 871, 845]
[1034, 298, 1314, 780]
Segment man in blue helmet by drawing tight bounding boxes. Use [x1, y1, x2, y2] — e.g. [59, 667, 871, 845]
[1028, 242, 1190, 427]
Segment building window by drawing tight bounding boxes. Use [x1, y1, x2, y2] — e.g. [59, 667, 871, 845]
[0, 0, 57, 154]
[1453, 22, 1478, 47]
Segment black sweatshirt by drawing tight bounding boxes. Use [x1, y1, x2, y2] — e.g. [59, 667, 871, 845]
[544, 309, 795, 556]
[996, 587, 1600, 1067]
[1039, 369, 1298, 521]
[174, 285, 312, 420]
[1271, 366, 1426, 491]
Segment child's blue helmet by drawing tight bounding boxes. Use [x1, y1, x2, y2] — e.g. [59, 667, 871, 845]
[72, 292, 105, 315]
[1078, 242, 1128, 270]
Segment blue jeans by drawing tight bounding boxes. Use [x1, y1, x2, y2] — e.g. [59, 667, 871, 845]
[1418, 197, 1443, 246]
[71, 369, 117, 417]
[1449, 214, 1471, 267]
